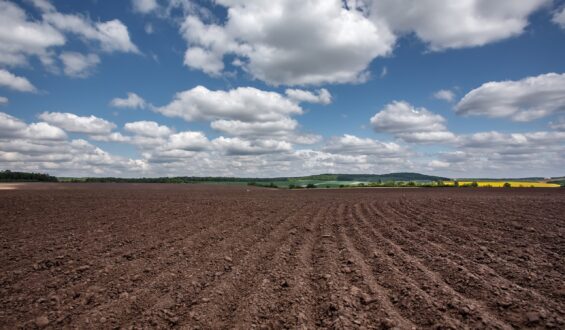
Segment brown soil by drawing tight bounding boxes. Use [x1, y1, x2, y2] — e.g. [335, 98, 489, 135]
[1, 184, 564, 329]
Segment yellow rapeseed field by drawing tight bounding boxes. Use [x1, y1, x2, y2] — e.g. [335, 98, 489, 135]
[442, 181, 560, 188]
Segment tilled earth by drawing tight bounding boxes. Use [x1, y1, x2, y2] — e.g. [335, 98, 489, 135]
[1, 184, 564, 329]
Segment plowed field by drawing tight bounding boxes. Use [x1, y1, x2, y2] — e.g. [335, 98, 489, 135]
[1, 184, 564, 329]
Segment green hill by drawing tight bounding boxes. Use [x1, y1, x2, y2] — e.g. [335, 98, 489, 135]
[334, 172, 449, 182]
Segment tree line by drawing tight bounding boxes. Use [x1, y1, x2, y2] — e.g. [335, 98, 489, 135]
[0, 170, 58, 182]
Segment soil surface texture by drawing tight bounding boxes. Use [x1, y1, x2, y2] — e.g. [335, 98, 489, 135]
[1, 183, 564, 329]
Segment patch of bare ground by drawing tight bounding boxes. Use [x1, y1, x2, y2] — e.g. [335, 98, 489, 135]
[1, 185, 564, 328]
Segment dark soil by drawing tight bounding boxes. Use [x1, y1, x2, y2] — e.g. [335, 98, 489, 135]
[1, 184, 564, 329]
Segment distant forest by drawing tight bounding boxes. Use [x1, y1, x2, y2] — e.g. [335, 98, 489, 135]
[0, 170, 58, 182]
[80, 176, 288, 183]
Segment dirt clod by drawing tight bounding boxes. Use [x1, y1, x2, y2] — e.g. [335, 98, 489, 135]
[526, 311, 541, 324]
[34, 315, 49, 327]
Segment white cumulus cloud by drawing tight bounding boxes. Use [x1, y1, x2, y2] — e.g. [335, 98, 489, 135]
[180, 0, 395, 85]
[456, 72, 565, 121]
[368, 0, 549, 50]
[110, 92, 147, 109]
[0, 69, 36, 92]
[124, 121, 173, 137]
[212, 137, 292, 156]
[1, 0, 138, 71]
[176, 0, 547, 86]
[0, 1, 65, 67]
[43, 13, 139, 54]
[433, 89, 455, 102]
[0, 112, 67, 140]
[59, 52, 100, 78]
[323, 134, 403, 156]
[210, 118, 297, 137]
[156, 85, 324, 145]
[38, 112, 117, 134]
[370, 101, 455, 143]
[157, 86, 302, 122]
[166, 131, 210, 151]
[285, 89, 332, 105]
[132, 0, 159, 14]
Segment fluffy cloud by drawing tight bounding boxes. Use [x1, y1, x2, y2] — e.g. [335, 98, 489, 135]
[212, 137, 292, 156]
[285, 89, 332, 104]
[132, 0, 159, 14]
[176, 0, 547, 85]
[3, 107, 563, 177]
[59, 52, 100, 78]
[0, 69, 36, 92]
[183, 46, 225, 75]
[166, 131, 210, 151]
[42, 12, 138, 54]
[0, 137, 147, 176]
[0, 112, 146, 176]
[0, 96, 7, 105]
[0, 112, 29, 138]
[28, 0, 55, 12]
[157, 86, 302, 122]
[0, 0, 137, 74]
[180, 0, 395, 85]
[433, 89, 455, 102]
[461, 131, 565, 153]
[430, 130, 565, 176]
[370, 101, 455, 143]
[210, 118, 320, 145]
[553, 6, 565, 29]
[0, 112, 66, 140]
[427, 159, 450, 169]
[291, 148, 411, 174]
[156, 86, 324, 146]
[24, 122, 68, 140]
[210, 118, 297, 137]
[368, 0, 548, 50]
[396, 131, 457, 144]
[323, 134, 402, 156]
[456, 73, 565, 121]
[38, 112, 116, 135]
[110, 92, 147, 109]
[0, 1, 65, 66]
[89, 132, 131, 143]
[124, 121, 172, 137]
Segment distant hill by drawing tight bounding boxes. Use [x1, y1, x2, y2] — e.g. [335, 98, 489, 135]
[547, 176, 565, 186]
[296, 172, 449, 182]
[335, 172, 449, 182]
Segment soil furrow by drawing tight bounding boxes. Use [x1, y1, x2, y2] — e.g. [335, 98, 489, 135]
[367, 200, 565, 327]
[356, 202, 512, 329]
[2, 184, 564, 329]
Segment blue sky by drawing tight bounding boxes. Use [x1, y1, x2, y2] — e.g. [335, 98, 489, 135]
[1, 0, 565, 178]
